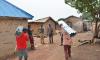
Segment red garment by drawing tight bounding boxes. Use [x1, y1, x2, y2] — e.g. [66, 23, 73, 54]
[29, 36, 34, 44]
[16, 32, 28, 50]
[62, 29, 73, 45]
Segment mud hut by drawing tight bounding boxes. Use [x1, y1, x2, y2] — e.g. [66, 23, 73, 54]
[29, 17, 58, 36]
[64, 16, 83, 32]
[0, 0, 33, 59]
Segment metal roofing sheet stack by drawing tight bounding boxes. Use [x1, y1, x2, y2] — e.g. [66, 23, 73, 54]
[0, 0, 33, 19]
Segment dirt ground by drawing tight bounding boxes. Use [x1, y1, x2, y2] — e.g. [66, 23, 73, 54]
[1, 31, 100, 60]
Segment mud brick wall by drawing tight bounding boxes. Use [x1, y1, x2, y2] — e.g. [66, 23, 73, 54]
[0, 17, 28, 59]
[29, 19, 56, 36]
[43, 19, 56, 34]
[65, 17, 84, 33]
[72, 21, 83, 33]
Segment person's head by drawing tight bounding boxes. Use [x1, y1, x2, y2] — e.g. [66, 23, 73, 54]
[23, 28, 28, 33]
[49, 24, 51, 27]
[59, 24, 63, 31]
[41, 24, 43, 28]
[15, 26, 24, 36]
[60, 24, 63, 28]
[28, 25, 31, 28]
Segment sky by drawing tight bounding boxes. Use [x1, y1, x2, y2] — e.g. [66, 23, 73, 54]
[7, 0, 81, 21]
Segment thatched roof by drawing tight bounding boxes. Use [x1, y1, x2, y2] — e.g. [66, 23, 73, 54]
[64, 16, 82, 23]
[29, 17, 57, 23]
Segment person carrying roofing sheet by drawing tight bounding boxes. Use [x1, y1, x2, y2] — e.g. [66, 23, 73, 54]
[28, 25, 35, 50]
[61, 25, 73, 60]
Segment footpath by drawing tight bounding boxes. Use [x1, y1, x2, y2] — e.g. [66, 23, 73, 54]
[8, 32, 100, 60]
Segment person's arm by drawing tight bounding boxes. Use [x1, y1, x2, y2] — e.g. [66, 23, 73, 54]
[26, 33, 29, 41]
[15, 36, 18, 52]
[15, 45, 17, 51]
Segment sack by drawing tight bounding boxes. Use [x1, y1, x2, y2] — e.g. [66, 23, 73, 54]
[15, 26, 23, 36]
[16, 31, 21, 36]
[16, 26, 23, 32]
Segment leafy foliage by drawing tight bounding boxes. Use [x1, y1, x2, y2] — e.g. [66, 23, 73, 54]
[65, 0, 100, 20]
[82, 12, 93, 20]
[65, 0, 100, 39]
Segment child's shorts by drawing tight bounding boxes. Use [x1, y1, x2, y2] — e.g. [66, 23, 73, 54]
[17, 49, 28, 58]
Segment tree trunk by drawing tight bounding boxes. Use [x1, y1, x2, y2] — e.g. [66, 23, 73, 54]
[94, 19, 98, 38]
[91, 18, 98, 43]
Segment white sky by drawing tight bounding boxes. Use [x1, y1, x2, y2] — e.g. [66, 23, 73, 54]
[7, 0, 81, 21]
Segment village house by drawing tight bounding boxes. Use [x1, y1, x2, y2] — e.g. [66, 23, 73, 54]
[29, 17, 58, 36]
[83, 20, 92, 31]
[0, 0, 33, 59]
[63, 16, 84, 33]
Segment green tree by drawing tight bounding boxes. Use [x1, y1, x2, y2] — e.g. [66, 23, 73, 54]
[65, 0, 100, 42]
[82, 12, 93, 21]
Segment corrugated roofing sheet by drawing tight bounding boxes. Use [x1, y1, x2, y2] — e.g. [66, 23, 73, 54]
[34, 17, 49, 22]
[0, 0, 33, 19]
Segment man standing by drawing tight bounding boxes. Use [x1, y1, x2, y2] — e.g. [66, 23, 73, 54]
[47, 24, 53, 44]
[39, 25, 45, 44]
[28, 25, 35, 50]
[59, 24, 63, 46]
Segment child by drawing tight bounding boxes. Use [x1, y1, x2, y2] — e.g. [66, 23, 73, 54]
[62, 28, 73, 60]
[16, 27, 28, 60]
